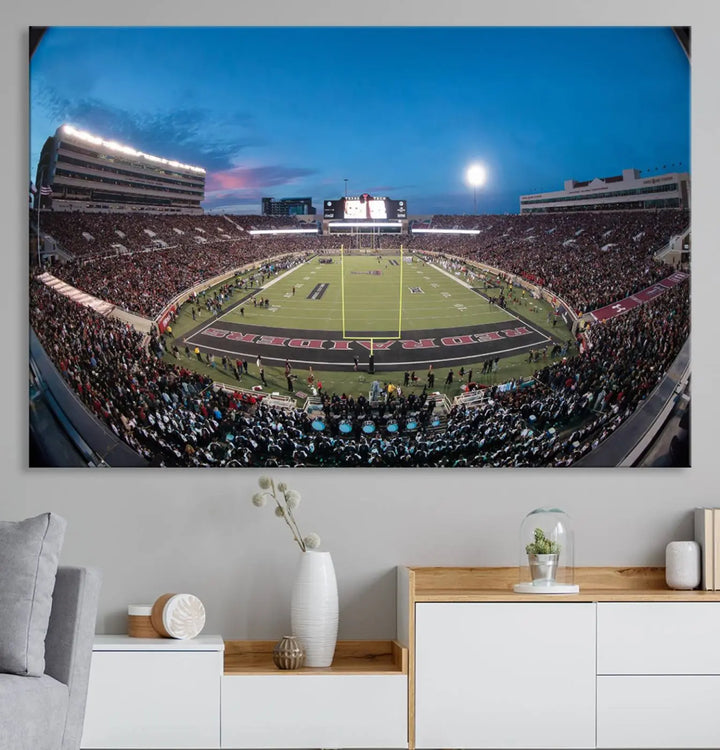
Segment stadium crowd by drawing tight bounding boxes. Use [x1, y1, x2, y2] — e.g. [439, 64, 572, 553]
[39, 212, 247, 258]
[30, 206, 690, 466]
[37, 211, 310, 259]
[30, 270, 689, 467]
[37, 209, 687, 322]
[35, 212, 332, 317]
[403, 210, 688, 313]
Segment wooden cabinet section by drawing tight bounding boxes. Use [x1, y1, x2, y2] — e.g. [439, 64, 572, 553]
[401, 567, 720, 750]
[414, 602, 596, 749]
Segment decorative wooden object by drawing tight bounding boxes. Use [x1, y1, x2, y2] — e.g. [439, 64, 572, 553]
[151, 593, 206, 639]
[127, 604, 161, 638]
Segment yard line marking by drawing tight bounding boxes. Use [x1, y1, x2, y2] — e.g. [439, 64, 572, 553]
[427, 259, 553, 345]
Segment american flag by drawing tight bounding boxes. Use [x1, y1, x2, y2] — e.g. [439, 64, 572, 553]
[40, 185, 53, 195]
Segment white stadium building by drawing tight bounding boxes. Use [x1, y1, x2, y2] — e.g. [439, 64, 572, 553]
[34, 124, 206, 214]
[519, 167, 690, 214]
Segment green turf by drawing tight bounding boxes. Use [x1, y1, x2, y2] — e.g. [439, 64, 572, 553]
[165, 251, 576, 401]
[164, 339, 579, 403]
[218, 253, 517, 335]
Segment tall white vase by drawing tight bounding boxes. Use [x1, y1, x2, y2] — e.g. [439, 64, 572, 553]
[290, 550, 338, 667]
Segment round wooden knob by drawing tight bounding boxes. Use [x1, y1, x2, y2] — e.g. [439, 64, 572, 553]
[150, 593, 206, 639]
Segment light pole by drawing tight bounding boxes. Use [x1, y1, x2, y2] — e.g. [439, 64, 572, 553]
[466, 164, 487, 214]
[344, 178, 348, 197]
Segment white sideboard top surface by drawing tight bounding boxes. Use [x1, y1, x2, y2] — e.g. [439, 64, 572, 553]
[93, 634, 225, 651]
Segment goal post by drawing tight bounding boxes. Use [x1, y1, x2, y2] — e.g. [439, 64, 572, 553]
[340, 243, 346, 338]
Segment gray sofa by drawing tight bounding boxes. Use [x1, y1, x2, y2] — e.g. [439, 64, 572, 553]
[0, 566, 102, 750]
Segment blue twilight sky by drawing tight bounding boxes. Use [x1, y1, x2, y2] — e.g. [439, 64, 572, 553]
[29, 26, 689, 215]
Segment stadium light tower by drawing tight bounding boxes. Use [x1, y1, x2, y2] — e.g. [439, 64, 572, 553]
[344, 178, 348, 197]
[466, 163, 487, 214]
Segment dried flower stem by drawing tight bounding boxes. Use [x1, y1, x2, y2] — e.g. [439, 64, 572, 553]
[251, 475, 320, 552]
[270, 479, 307, 551]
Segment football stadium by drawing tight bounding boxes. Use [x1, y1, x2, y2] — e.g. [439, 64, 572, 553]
[28, 32, 691, 469]
[29, 156, 690, 467]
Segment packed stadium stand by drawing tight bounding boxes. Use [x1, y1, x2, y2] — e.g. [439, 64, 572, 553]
[35, 208, 688, 319]
[29, 270, 689, 467]
[29, 204, 690, 467]
[404, 210, 689, 313]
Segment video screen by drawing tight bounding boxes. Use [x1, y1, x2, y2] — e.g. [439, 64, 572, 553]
[369, 199, 387, 219]
[323, 196, 407, 220]
[343, 199, 367, 219]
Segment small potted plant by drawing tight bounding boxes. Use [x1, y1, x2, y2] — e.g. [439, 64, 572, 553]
[525, 528, 561, 584]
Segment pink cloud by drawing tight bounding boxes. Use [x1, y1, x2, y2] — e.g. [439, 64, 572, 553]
[206, 164, 317, 192]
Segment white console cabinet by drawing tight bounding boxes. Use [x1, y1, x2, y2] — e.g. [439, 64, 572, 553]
[596, 602, 720, 748]
[222, 640, 407, 749]
[222, 673, 406, 748]
[82, 571, 720, 750]
[81, 636, 406, 750]
[399, 566, 720, 750]
[81, 635, 224, 749]
[415, 602, 596, 749]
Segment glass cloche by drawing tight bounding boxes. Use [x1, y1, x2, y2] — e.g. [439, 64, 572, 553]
[514, 507, 579, 593]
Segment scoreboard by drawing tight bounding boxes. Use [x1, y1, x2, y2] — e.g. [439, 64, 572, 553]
[323, 194, 407, 221]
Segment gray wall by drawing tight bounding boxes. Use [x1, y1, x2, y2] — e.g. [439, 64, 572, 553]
[5, 2, 719, 640]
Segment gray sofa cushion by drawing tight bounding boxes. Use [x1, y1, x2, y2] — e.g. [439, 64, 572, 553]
[0, 513, 67, 676]
[47, 567, 102, 750]
[0, 673, 68, 750]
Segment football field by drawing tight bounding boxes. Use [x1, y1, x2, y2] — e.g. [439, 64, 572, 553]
[219, 253, 517, 336]
[181, 252, 559, 375]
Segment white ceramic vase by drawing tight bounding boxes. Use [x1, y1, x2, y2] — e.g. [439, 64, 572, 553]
[665, 540, 701, 590]
[290, 550, 338, 667]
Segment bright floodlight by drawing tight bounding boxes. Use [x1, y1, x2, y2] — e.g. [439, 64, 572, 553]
[466, 163, 487, 187]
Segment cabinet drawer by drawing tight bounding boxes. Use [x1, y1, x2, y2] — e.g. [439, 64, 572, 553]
[221, 674, 407, 748]
[597, 602, 720, 674]
[597, 675, 720, 748]
[81, 650, 222, 748]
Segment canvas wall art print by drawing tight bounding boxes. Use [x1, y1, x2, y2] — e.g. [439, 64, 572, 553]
[28, 26, 690, 468]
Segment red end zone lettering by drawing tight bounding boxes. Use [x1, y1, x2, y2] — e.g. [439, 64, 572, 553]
[440, 335, 475, 347]
[288, 339, 326, 349]
[203, 328, 229, 338]
[226, 332, 257, 343]
[501, 326, 531, 338]
[357, 341, 396, 351]
[255, 336, 288, 347]
[330, 341, 352, 351]
[474, 331, 503, 343]
[401, 338, 437, 350]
